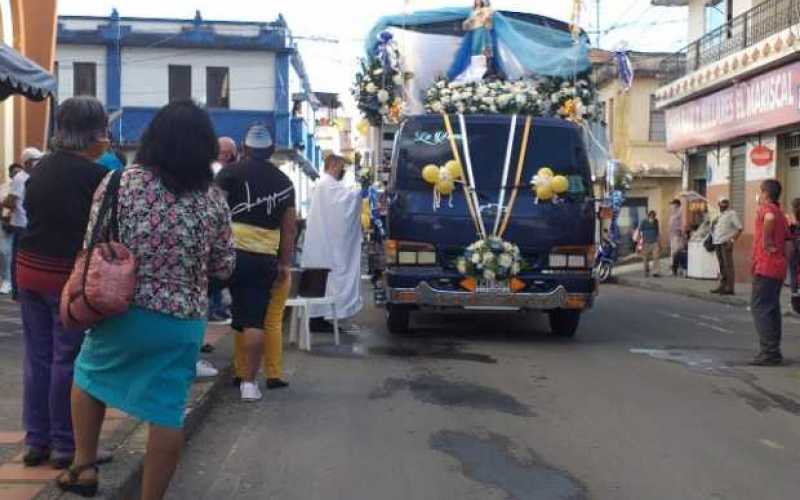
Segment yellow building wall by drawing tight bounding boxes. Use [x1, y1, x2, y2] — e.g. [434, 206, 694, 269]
[599, 73, 684, 249]
[599, 77, 680, 175]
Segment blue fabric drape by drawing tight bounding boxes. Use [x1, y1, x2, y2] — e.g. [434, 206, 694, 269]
[365, 8, 590, 79]
[493, 15, 590, 77]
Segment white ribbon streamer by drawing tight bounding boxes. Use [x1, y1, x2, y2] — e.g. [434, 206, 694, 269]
[493, 114, 517, 236]
[458, 113, 487, 239]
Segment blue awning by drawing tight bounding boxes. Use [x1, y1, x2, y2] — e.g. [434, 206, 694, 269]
[0, 43, 56, 101]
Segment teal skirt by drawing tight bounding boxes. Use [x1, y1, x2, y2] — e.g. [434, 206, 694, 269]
[74, 307, 206, 429]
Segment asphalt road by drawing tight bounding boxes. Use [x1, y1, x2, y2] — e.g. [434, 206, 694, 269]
[167, 285, 800, 500]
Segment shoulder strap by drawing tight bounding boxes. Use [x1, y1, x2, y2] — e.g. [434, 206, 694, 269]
[88, 169, 123, 247]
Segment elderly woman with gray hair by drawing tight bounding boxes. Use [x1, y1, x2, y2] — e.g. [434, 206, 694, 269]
[16, 96, 110, 469]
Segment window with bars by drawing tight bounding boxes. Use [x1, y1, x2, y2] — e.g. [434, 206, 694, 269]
[206, 67, 230, 109]
[73, 62, 97, 97]
[649, 95, 666, 143]
[168, 65, 191, 102]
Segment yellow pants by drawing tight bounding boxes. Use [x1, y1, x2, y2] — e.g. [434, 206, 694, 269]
[233, 277, 291, 380]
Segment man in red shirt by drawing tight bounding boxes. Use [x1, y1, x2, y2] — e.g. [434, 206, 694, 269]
[750, 179, 789, 366]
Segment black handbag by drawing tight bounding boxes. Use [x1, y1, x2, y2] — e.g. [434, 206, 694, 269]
[703, 233, 715, 253]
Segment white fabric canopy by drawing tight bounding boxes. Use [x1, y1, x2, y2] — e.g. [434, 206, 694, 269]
[302, 173, 364, 319]
[388, 27, 461, 115]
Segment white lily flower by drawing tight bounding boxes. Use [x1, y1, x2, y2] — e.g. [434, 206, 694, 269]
[483, 269, 496, 282]
[377, 90, 390, 103]
[366, 82, 377, 94]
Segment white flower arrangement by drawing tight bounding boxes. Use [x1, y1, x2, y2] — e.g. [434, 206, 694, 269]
[352, 31, 406, 126]
[456, 236, 525, 284]
[423, 75, 598, 122]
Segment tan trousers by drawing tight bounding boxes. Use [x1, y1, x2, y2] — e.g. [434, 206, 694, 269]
[642, 242, 661, 276]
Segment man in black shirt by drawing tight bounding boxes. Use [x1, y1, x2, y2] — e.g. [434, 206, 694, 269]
[216, 124, 296, 401]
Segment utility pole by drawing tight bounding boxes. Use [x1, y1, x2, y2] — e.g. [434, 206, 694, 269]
[595, 0, 601, 47]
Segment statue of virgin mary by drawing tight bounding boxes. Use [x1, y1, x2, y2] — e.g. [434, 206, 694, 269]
[450, 0, 499, 83]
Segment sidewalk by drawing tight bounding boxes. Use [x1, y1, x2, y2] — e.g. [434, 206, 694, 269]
[613, 262, 796, 314]
[0, 297, 234, 500]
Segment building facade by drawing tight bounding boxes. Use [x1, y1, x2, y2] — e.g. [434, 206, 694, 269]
[595, 50, 683, 255]
[654, 0, 800, 281]
[56, 10, 322, 195]
[0, 0, 58, 173]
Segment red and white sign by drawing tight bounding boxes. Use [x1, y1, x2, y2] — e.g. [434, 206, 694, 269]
[749, 144, 774, 166]
[665, 60, 800, 151]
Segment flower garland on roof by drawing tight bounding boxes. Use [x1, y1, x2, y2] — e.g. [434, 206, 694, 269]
[423, 74, 597, 122]
[352, 31, 405, 126]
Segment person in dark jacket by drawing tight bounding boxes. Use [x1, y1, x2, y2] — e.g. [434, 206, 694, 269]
[16, 97, 109, 469]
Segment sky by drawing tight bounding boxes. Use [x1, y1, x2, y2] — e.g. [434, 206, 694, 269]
[58, 0, 688, 112]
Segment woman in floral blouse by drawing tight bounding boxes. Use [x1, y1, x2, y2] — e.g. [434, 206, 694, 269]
[58, 101, 235, 499]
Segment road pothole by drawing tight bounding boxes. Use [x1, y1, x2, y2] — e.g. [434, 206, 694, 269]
[370, 375, 534, 417]
[430, 430, 587, 500]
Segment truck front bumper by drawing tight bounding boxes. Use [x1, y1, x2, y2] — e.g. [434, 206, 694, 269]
[387, 282, 593, 311]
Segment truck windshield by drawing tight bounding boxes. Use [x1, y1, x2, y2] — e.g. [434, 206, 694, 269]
[395, 118, 591, 202]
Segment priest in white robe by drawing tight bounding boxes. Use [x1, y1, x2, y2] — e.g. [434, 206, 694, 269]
[303, 154, 364, 329]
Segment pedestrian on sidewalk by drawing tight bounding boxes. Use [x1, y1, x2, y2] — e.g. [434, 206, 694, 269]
[217, 124, 296, 402]
[668, 199, 685, 276]
[60, 101, 235, 499]
[789, 197, 800, 298]
[637, 210, 661, 278]
[3, 147, 43, 300]
[15, 97, 109, 469]
[0, 163, 22, 294]
[711, 197, 742, 295]
[196, 137, 240, 380]
[304, 155, 364, 332]
[749, 179, 789, 367]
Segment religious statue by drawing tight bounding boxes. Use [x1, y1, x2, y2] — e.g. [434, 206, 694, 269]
[453, 0, 497, 83]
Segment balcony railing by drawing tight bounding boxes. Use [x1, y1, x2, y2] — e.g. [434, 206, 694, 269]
[659, 0, 800, 84]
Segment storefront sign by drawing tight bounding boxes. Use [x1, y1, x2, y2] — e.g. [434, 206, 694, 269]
[749, 144, 774, 166]
[665, 61, 800, 151]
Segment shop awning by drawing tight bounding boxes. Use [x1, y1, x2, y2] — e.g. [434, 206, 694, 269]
[0, 42, 56, 101]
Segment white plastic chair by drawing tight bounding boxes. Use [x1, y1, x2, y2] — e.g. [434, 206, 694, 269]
[286, 296, 339, 351]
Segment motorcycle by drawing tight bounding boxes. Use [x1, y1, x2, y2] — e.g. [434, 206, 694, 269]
[594, 236, 618, 283]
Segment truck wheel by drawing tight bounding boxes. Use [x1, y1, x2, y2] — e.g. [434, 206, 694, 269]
[387, 307, 411, 334]
[549, 310, 580, 338]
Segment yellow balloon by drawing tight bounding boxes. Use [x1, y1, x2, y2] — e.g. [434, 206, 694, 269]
[536, 184, 554, 200]
[436, 179, 456, 196]
[356, 119, 370, 137]
[538, 167, 554, 178]
[551, 175, 569, 194]
[422, 165, 440, 184]
[445, 160, 463, 180]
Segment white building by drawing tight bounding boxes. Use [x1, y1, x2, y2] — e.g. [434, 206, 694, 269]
[56, 9, 323, 211]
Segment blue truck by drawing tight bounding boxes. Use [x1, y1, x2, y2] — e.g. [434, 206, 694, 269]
[382, 114, 597, 336]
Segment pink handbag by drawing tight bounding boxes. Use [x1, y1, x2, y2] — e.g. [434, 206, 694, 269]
[60, 170, 137, 330]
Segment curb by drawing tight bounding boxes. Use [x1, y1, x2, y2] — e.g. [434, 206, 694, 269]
[614, 276, 750, 308]
[34, 335, 234, 500]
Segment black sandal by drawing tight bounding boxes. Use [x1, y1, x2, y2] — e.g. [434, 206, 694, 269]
[57, 463, 99, 497]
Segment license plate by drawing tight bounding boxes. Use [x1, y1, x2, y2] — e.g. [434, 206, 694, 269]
[475, 280, 510, 294]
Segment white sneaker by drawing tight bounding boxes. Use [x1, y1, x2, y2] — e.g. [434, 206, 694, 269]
[195, 360, 219, 378]
[0, 281, 11, 295]
[240, 382, 262, 402]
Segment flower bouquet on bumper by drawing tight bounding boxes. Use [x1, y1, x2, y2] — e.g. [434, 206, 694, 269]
[456, 236, 524, 291]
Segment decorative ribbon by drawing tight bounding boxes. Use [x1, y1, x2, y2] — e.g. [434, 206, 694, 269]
[493, 114, 518, 236]
[498, 115, 532, 237]
[442, 113, 483, 238]
[458, 113, 487, 240]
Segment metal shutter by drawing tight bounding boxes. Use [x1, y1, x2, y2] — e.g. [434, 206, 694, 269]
[730, 145, 747, 213]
